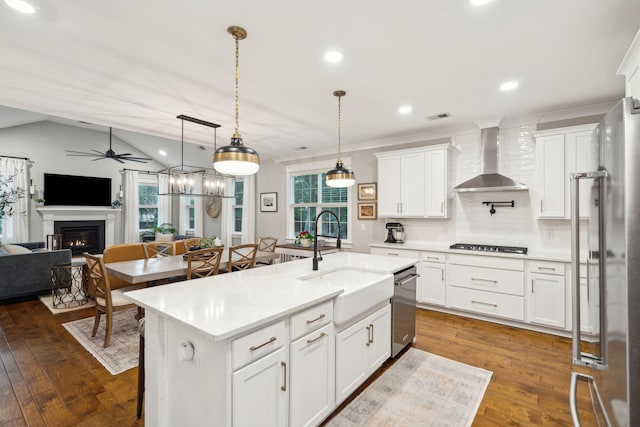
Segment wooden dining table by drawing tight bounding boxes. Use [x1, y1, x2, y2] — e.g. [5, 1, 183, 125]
[105, 250, 279, 285]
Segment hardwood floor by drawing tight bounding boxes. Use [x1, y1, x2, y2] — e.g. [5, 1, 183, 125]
[0, 298, 597, 426]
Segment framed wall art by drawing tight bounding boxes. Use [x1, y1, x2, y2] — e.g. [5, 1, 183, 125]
[357, 202, 377, 220]
[357, 182, 377, 201]
[260, 192, 278, 212]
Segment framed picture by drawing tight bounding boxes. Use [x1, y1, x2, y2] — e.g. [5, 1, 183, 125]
[357, 182, 377, 201]
[357, 202, 377, 220]
[260, 192, 278, 212]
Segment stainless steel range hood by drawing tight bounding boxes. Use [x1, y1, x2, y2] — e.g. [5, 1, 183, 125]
[453, 127, 528, 193]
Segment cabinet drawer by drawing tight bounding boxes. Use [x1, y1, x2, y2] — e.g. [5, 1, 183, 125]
[370, 247, 420, 258]
[447, 286, 525, 321]
[290, 300, 333, 341]
[448, 254, 524, 271]
[232, 320, 286, 370]
[527, 260, 565, 276]
[447, 264, 524, 296]
[420, 251, 446, 263]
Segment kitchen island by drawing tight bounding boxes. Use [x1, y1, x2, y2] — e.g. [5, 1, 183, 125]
[125, 252, 416, 426]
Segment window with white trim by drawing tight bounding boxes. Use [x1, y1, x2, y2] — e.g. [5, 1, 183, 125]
[233, 179, 244, 233]
[138, 175, 158, 230]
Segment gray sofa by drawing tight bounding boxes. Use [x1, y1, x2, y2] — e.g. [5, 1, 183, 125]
[0, 242, 72, 301]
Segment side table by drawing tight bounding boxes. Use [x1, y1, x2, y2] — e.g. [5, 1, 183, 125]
[50, 263, 89, 308]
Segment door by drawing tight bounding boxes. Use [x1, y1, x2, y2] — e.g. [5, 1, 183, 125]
[418, 261, 445, 306]
[377, 155, 401, 216]
[537, 134, 565, 218]
[367, 304, 391, 370]
[335, 319, 368, 404]
[425, 149, 447, 217]
[527, 272, 565, 328]
[399, 152, 425, 216]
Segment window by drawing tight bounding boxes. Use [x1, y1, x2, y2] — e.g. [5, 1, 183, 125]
[233, 180, 244, 233]
[138, 177, 158, 230]
[186, 196, 195, 230]
[288, 161, 351, 242]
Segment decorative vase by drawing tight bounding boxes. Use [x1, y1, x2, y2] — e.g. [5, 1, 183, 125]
[300, 239, 311, 247]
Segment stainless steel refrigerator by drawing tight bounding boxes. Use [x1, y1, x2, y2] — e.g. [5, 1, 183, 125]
[569, 97, 639, 426]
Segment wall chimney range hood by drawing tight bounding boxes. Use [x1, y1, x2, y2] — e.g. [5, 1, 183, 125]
[453, 127, 528, 193]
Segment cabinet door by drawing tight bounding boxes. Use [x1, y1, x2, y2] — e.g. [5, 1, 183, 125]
[527, 273, 566, 328]
[536, 135, 566, 218]
[418, 261, 445, 306]
[565, 130, 594, 218]
[377, 155, 401, 217]
[425, 149, 448, 218]
[233, 346, 288, 427]
[366, 304, 391, 371]
[399, 152, 425, 217]
[290, 324, 334, 427]
[335, 319, 368, 404]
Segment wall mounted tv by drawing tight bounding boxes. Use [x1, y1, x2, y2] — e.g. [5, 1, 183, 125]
[44, 173, 112, 206]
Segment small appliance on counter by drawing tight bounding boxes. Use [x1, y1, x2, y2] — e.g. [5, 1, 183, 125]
[384, 222, 405, 243]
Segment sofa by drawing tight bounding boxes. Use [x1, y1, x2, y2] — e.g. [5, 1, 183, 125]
[0, 242, 72, 301]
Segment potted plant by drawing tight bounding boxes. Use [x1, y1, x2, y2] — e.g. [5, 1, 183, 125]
[295, 230, 314, 247]
[36, 198, 45, 206]
[195, 236, 222, 250]
[152, 223, 177, 242]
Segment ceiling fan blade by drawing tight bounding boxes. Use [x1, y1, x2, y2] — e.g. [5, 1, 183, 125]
[92, 149, 107, 155]
[121, 155, 152, 161]
[125, 158, 150, 163]
[115, 153, 133, 157]
[114, 157, 126, 164]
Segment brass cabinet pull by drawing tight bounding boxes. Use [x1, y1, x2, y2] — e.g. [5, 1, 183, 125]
[370, 323, 374, 344]
[306, 332, 327, 344]
[365, 325, 371, 346]
[306, 313, 326, 324]
[281, 361, 287, 391]
[249, 336, 276, 351]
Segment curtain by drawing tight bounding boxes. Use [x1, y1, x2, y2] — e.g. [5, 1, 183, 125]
[123, 170, 139, 243]
[157, 173, 171, 226]
[0, 157, 29, 243]
[241, 175, 256, 244]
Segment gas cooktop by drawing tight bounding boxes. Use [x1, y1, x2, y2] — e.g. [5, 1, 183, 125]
[449, 243, 528, 255]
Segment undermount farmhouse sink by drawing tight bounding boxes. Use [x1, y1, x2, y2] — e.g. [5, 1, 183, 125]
[299, 267, 394, 326]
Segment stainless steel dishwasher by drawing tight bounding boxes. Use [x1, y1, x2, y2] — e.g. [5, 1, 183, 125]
[391, 265, 419, 357]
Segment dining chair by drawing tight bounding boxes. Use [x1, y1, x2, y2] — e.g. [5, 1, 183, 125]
[102, 243, 147, 296]
[256, 237, 278, 266]
[227, 243, 258, 271]
[186, 247, 224, 279]
[84, 253, 143, 348]
[175, 237, 202, 256]
[143, 241, 174, 258]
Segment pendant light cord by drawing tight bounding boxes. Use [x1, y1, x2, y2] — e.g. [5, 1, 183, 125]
[337, 94, 342, 162]
[234, 35, 240, 138]
[181, 118, 184, 171]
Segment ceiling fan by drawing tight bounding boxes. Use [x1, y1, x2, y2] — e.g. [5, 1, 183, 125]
[65, 127, 152, 164]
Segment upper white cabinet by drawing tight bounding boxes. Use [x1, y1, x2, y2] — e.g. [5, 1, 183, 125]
[618, 29, 640, 98]
[375, 144, 450, 218]
[535, 124, 596, 219]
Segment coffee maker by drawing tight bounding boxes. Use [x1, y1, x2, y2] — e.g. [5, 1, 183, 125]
[384, 222, 405, 243]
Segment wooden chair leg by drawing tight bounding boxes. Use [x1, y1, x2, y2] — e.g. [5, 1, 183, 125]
[91, 310, 101, 337]
[103, 309, 113, 348]
[137, 334, 145, 419]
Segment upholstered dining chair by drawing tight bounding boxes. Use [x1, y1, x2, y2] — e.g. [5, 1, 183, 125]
[175, 238, 202, 256]
[186, 247, 224, 279]
[227, 243, 258, 271]
[101, 243, 147, 296]
[256, 237, 278, 266]
[84, 253, 143, 348]
[143, 241, 174, 258]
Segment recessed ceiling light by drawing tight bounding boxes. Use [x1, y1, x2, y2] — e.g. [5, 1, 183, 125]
[398, 106, 413, 114]
[159, 149, 167, 156]
[499, 80, 519, 91]
[324, 51, 343, 63]
[4, 0, 36, 14]
[470, 0, 492, 5]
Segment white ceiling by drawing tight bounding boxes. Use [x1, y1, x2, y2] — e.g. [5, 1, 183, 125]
[0, 0, 639, 168]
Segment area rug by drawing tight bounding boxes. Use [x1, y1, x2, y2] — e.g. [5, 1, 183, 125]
[327, 348, 492, 427]
[39, 294, 95, 315]
[62, 308, 139, 375]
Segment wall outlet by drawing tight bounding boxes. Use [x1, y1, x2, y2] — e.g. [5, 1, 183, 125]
[360, 223, 366, 231]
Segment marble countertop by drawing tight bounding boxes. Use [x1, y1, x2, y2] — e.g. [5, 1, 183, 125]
[369, 241, 573, 263]
[124, 252, 417, 341]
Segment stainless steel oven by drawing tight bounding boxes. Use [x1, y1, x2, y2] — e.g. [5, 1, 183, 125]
[391, 265, 419, 357]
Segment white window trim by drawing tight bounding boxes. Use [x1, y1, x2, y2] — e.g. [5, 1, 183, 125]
[285, 157, 353, 245]
[232, 178, 244, 236]
[138, 174, 159, 231]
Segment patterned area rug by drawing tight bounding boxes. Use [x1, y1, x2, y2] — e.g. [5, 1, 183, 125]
[327, 348, 492, 427]
[39, 294, 95, 315]
[62, 308, 139, 375]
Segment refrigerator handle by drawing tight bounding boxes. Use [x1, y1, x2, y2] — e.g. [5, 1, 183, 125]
[569, 372, 612, 427]
[570, 171, 607, 368]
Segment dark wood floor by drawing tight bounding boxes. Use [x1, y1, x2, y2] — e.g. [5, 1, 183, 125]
[0, 298, 598, 426]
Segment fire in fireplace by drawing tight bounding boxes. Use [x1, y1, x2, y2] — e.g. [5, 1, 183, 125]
[54, 220, 106, 256]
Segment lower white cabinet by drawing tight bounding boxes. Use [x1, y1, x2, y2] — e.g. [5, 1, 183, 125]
[418, 260, 446, 306]
[335, 304, 391, 405]
[290, 323, 334, 427]
[526, 272, 566, 328]
[233, 346, 289, 427]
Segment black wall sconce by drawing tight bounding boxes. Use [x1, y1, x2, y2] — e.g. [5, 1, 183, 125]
[482, 200, 515, 215]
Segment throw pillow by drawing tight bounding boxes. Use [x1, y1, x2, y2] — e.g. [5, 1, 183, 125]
[155, 232, 174, 242]
[0, 247, 9, 256]
[2, 244, 32, 254]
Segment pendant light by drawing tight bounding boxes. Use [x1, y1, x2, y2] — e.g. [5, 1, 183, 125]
[213, 26, 260, 176]
[326, 90, 355, 187]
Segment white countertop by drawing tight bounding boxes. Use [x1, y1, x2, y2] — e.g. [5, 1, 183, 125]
[124, 252, 416, 341]
[369, 241, 573, 263]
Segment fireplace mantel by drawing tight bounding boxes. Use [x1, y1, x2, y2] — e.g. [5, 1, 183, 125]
[38, 206, 120, 248]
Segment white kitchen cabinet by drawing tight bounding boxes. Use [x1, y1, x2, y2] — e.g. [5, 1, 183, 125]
[233, 346, 289, 427]
[335, 303, 391, 405]
[290, 323, 334, 427]
[526, 261, 565, 329]
[535, 124, 596, 219]
[417, 252, 446, 306]
[375, 144, 450, 218]
[618, 29, 640, 98]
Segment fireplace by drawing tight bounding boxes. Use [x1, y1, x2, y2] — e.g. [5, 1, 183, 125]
[54, 220, 106, 256]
